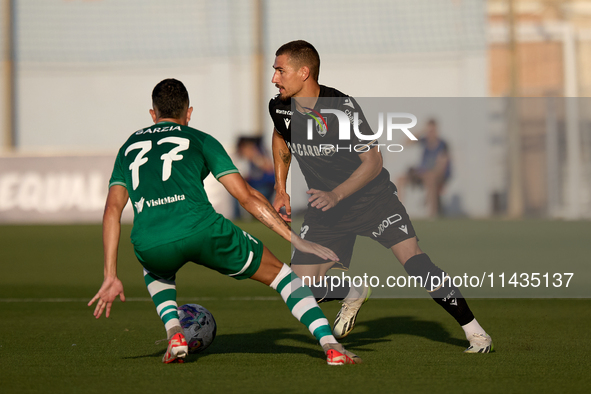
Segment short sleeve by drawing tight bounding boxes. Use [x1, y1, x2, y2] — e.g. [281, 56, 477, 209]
[202, 135, 240, 180]
[269, 98, 283, 135]
[108, 148, 128, 189]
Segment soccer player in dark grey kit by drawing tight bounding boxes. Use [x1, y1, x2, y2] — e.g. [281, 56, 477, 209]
[269, 40, 492, 353]
[89, 78, 361, 365]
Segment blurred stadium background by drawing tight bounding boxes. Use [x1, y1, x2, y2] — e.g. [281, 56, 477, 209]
[2, 3, 591, 392]
[1, 0, 591, 223]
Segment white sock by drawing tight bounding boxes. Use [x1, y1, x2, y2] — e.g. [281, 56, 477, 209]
[344, 284, 362, 301]
[166, 324, 183, 340]
[319, 335, 338, 347]
[461, 318, 487, 339]
[270, 264, 337, 345]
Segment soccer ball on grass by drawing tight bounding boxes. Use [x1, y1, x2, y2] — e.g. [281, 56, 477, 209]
[178, 304, 217, 353]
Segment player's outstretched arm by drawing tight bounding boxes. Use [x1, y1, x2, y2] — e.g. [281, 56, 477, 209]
[89, 276, 126, 319]
[307, 146, 383, 211]
[271, 128, 292, 222]
[219, 173, 338, 262]
[88, 185, 129, 318]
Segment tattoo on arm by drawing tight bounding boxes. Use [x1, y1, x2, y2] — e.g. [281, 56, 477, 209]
[255, 198, 291, 237]
[279, 149, 291, 166]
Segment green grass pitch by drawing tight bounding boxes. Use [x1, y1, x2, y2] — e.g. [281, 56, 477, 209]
[1, 220, 590, 393]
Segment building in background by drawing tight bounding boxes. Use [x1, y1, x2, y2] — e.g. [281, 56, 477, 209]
[487, 0, 591, 218]
[1, 0, 591, 222]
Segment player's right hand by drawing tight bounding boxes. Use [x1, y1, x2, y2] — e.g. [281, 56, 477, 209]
[88, 276, 126, 319]
[291, 235, 339, 262]
[273, 190, 292, 222]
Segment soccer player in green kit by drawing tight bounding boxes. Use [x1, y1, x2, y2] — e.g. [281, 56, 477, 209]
[88, 79, 361, 365]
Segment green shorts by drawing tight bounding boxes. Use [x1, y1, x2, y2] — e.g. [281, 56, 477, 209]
[133, 214, 263, 280]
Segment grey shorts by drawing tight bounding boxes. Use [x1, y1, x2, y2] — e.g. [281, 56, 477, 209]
[292, 183, 416, 269]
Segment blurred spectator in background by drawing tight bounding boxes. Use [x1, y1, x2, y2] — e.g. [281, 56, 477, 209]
[234, 136, 275, 219]
[397, 119, 451, 218]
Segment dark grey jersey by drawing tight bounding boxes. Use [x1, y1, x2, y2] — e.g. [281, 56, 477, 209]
[269, 85, 393, 220]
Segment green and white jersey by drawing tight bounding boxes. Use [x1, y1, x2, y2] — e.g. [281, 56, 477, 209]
[109, 121, 239, 250]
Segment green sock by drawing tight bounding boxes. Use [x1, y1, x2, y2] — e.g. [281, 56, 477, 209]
[144, 269, 180, 337]
[270, 264, 337, 346]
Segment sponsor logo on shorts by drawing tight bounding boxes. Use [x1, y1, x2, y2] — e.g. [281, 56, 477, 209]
[399, 225, 408, 234]
[372, 214, 402, 238]
[134, 194, 185, 213]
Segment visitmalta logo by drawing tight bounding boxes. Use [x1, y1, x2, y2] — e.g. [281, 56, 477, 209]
[134, 197, 145, 213]
[134, 194, 185, 213]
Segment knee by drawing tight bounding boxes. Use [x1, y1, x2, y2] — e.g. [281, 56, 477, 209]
[392, 238, 422, 265]
[251, 247, 284, 285]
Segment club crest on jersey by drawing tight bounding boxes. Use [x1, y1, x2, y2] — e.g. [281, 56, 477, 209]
[304, 107, 328, 138]
[315, 120, 327, 137]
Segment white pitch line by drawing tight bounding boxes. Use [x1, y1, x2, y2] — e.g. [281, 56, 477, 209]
[0, 296, 280, 303]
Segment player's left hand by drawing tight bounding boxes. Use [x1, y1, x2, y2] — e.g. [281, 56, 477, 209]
[292, 235, 339, 262]
[307, 189, 339, 211]
[88, 276, 126, 319]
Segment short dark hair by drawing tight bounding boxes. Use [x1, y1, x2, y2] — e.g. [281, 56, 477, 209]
[152, 79, 190, 119]
[275, 40, 320, 81]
